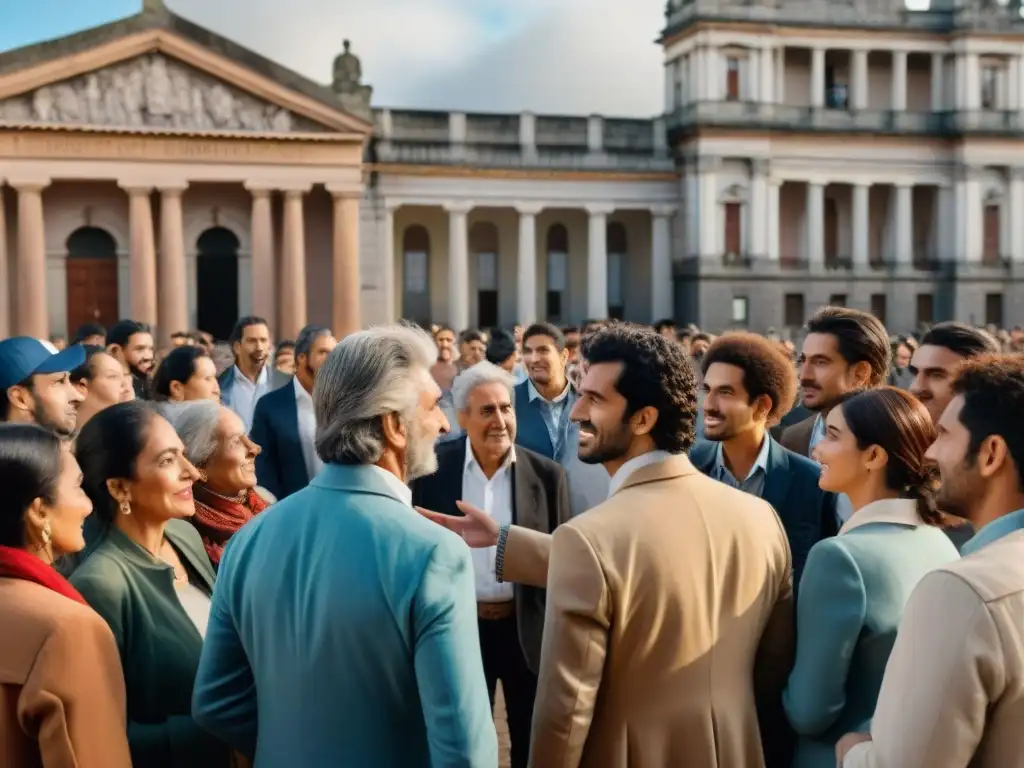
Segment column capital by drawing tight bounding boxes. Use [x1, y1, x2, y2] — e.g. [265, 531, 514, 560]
[158, 182, 189, 196]
[751, 158, 771, 177]
[383, 198, 403, 213]
[118, 181, 154, 196]
[1010, 167, 1024, 183]
[650, 204, 678, 218]
[442, 200, 474, 214]
[8, 176, 51, 192]
[325, 183, 362, 199]
[584, 203, 615, 217]
[281, 183, 313, 197]
[514, 201, 545, 216]
[696, 155, 721, 174]
[244, 181, 276, 196]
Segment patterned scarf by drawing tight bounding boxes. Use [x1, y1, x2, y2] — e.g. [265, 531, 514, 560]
[0, 544, 89, 605]
[192, 485, 268, 566]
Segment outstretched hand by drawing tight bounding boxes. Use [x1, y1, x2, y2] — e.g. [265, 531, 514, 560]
[415, 500, 500, 548]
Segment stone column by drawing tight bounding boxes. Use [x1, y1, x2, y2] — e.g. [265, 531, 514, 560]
[380, 200, 398, 322]
[931, 53, 944, 111]
[852, 49, 868, 110]
[698, 157, 720, 257]
[586, 204, 613, 319]
[0, 180, 9, 339]
[749, 160, 768, 258]
[327, 186, 362, 338]
[767, 179, 781, 261]
[1010, 169, 1024, 262]
[894, 183, 913, 263]
[759, 46, 774, 103]
[805, 181, 825, 263]
[157, 184, 188, 344]
[280, 186, 310, 339]
[11, 178, 49, 338]
[121, 184, 158, 327]
[692, 47, 705, 101]
[964, 53, 980, 110]
[891, 51, 908, 111]
[245, 183, 276, 323]
[444, 201, 472, 331]
[811, 47, 826, 107]
[515, 202, 542, 326]
[852, 182, 870, 267]
[1018, 57, 1024, 119]
[954, 166, 983, 262]
[650, 205, 675, 322]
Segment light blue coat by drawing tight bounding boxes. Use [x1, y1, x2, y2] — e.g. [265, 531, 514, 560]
[191, 463, 498, 768]
[783, 498, 960, 768]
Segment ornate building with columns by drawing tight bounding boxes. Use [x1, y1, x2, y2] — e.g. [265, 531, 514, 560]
[3, 0, 1024, 339]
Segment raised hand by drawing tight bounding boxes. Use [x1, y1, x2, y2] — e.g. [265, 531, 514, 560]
[415, 500, 500, 548]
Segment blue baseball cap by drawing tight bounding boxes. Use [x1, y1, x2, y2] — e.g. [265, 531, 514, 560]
[0, 337, 87, 391]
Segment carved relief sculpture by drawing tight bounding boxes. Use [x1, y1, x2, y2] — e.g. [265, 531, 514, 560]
[0, 53, 326, 132]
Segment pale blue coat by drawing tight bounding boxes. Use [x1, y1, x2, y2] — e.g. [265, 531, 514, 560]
[191, 463, 498, 768]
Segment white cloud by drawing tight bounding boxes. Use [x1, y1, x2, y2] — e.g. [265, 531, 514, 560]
[167, 0, 665, 116]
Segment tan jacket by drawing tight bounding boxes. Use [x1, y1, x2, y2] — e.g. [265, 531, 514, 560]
[0, 578, 131, 768]
[844, 529, 1024, 768]
[526, 454, 795, 768]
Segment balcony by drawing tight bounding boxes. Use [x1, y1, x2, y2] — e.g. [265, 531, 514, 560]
[667, 101, 941, 136]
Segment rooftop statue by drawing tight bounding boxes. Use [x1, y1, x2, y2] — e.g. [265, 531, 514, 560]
[332, 40, 373, 122]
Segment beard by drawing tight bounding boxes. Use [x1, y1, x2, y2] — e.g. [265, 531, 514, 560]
[404, 417, 439, 482]
[578, 420, 633, 466]
[35, 400, 76, 438]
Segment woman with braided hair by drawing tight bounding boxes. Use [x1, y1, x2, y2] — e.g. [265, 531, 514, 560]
[782, 386, 961, 768]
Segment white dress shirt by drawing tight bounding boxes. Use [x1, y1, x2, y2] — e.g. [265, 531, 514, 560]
[607, 450, 675, 498]
[462, 445, 516, 603]
[225, 364, 271, 432]
[294, 377, 323, 482]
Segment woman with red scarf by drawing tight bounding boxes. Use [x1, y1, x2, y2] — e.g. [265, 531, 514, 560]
[158, 400, 270, 565]
[0, 423, 131, 767]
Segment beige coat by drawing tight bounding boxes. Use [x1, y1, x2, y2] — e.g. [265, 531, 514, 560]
[0, 578, 131, 768]
[515, 454, 795, 768]
[844, 528, 1024, 767]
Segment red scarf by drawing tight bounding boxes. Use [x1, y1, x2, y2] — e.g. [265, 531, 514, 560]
[0, 544, 89, 605]
[192, 485, 268, 566]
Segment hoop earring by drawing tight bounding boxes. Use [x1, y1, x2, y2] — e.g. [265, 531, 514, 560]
[198, 470, 208, 483]
[119, 500, 131, 516]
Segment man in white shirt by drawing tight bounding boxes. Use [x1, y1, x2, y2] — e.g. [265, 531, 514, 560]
[218, 316, 289, 431]
[411, 361, 570, 768]
[251, 325, 337, 500]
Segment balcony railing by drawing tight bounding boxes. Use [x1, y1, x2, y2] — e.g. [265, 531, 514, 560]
[677, 257, 1024, 277]
[668, 102, 1024, 138]
[372, 141, 675, 172]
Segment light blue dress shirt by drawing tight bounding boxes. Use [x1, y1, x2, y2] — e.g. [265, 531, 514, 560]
[960, 508, 1024, 556]
[710, 436, 771, 496]
[527, 379, 571, 457]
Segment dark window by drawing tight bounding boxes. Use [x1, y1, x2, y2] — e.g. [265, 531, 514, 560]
[724, 202, 742, 256]
[916, 293, 934, 326]
[726, 57, 740, 101]
[829, 293, 847, 307]
[986, 293, 1004, 327]
[784, 293, 805, 327]
[983, 205, 1001, 265]
[871, 293, 887, 324]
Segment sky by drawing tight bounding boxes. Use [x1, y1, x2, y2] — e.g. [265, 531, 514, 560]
[0, 0, 668, 117]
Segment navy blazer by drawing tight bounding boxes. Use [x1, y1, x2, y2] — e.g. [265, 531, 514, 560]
[249, 381, 310, 501]
[689, 436, 838, 586]
[513, 379, 565, 459]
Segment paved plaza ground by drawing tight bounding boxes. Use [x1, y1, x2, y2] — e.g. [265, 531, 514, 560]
[494, 683, 511, 768]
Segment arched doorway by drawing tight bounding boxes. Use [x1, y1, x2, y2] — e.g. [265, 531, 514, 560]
[471, 221, 499, 328]
[545, 224, 568, 323]
[402, 225, 431, 324]
[607, 222, 627, 320]
[66, 227, 119, 333]
[196, 227, 240, 342]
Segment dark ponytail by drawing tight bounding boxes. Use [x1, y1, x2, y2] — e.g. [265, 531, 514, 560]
[839, 387, 949, 528]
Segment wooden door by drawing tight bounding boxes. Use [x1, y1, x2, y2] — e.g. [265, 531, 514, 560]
[724, 202, 741, 256]
[726, 59, 740, 101]
[66, 258, 119, 332]
[983, 206, 1000, 265]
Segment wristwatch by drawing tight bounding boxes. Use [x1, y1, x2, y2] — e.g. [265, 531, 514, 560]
[495, 523, 511, 583]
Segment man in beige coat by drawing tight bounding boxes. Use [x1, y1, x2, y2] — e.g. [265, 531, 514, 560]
[422, 324, 795, 768]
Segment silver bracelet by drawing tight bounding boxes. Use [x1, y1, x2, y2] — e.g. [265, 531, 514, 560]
[495, 523, 511, 583]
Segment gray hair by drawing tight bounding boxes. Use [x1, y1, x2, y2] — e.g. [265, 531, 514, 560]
[314, 323, 437, 465]
[156, 400, 222, 467]
[451, 361, 515, 412]
[295, 324, 333, 358]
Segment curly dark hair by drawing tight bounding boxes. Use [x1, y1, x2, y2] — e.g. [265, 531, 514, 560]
[806, 306, 891, 387]
[952, 354, 1024, 491]
[701, 332, 798, 425]
[582, 323, 697, 453]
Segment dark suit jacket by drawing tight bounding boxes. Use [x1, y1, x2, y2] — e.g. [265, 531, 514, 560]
[513, 379, 568, 460]
[250, 381, 310, 501]
[780, 414, 817, 458]
[410, 436, 571, 673]
[689, 436, 838, 587]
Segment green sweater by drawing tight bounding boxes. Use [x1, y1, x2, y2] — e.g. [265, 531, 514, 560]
[70, 519, 230, 768]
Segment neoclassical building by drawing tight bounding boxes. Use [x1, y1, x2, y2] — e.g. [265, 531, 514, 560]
[3, 0, 1024, 340]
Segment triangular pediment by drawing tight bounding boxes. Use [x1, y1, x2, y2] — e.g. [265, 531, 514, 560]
[0, 29, 369, 136]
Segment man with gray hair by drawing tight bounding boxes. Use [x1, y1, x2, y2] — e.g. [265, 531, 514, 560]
[250, 324, 338, 500]
[412, 361, 570, 768]
[193, 324, 498, 768]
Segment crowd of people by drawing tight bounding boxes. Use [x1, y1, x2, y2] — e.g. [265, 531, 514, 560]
[1, 307, 1022, 768]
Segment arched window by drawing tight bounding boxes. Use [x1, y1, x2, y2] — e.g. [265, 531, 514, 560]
[196, 227, 240, 342]
[65, 227, 119, 332]
[402, 225, 431, 323]
[607, 222, 627, 320]
[546, 224, 568, 323]
[471, 221, 499, 329]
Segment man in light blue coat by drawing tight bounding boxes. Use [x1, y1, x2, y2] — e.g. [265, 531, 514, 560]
[192, 325, 497, 768]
